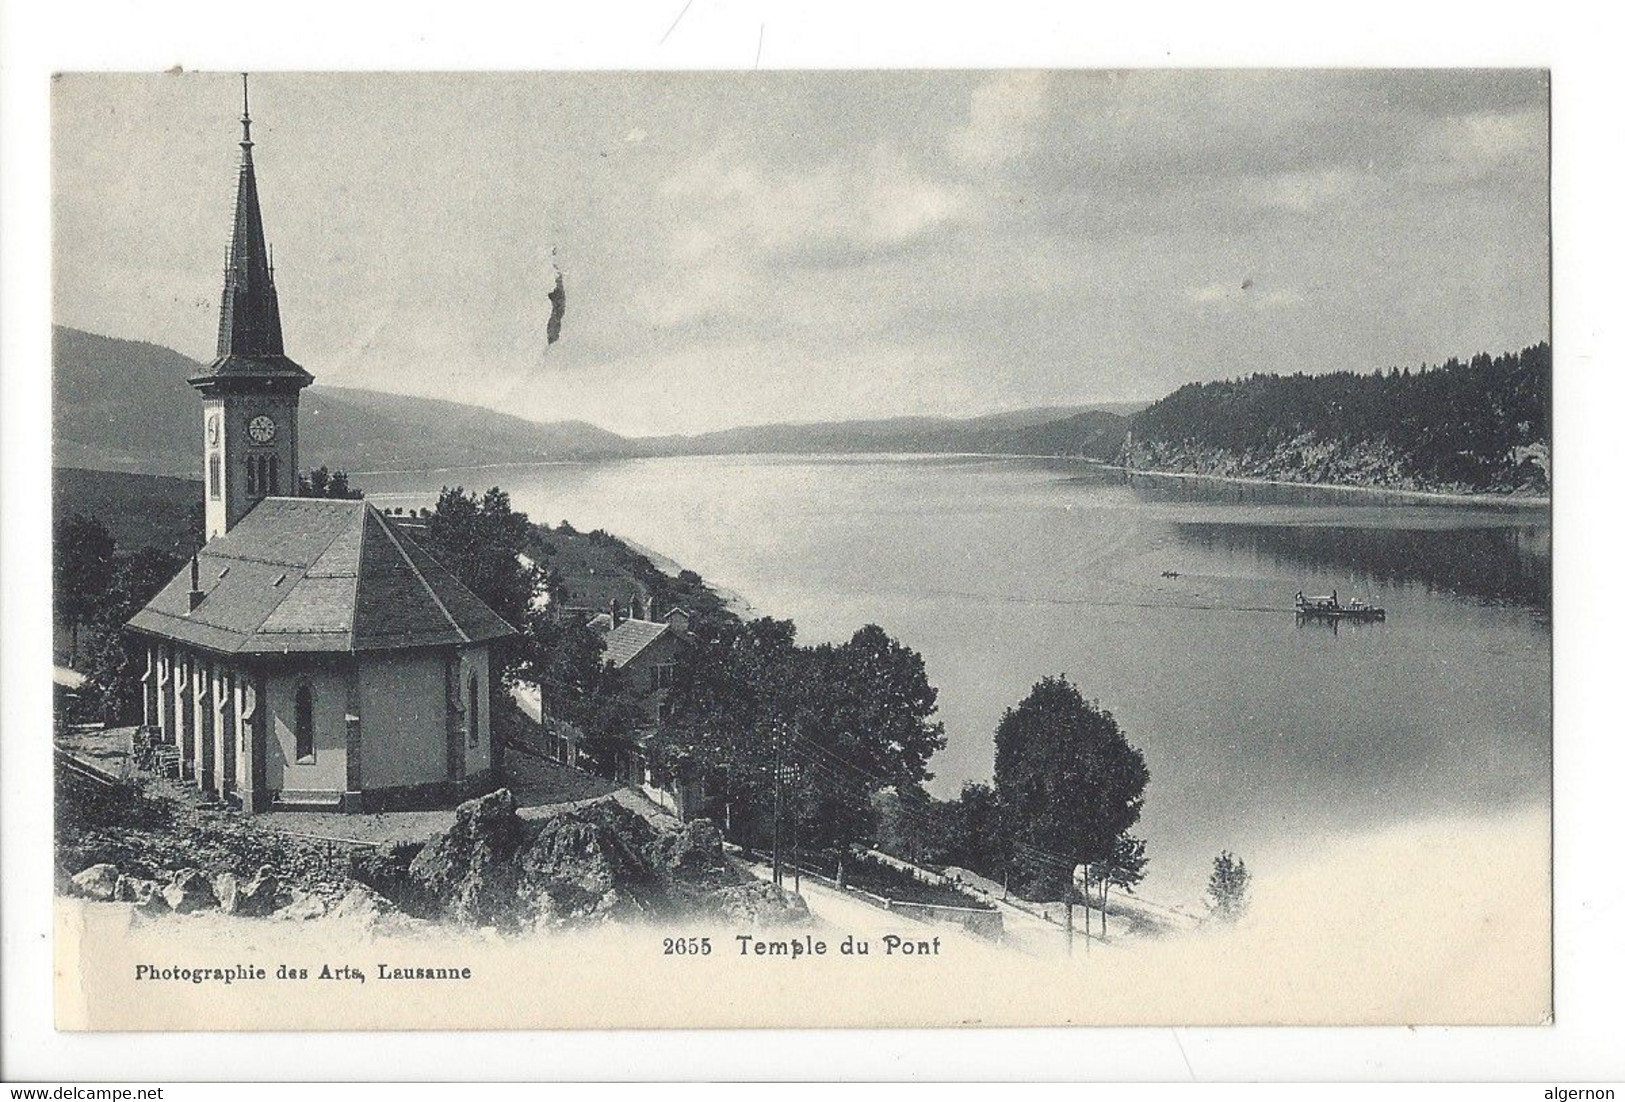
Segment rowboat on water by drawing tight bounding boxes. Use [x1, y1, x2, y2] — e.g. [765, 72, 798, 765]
[1294, 590, 1386, 621]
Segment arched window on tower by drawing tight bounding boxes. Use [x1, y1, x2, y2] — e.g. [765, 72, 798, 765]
[268, 456, 279, 495]
[468, 674, 480, 747]
[209, 454, 222, 500]
[294, 682, 315, 762]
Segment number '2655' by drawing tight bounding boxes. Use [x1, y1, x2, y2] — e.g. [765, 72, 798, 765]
[662, 937, 712, 955]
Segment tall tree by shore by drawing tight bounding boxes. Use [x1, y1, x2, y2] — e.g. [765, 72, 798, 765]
[993, 675, 1150, 899]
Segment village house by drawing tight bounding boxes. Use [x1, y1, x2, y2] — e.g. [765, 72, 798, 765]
[126, 80, 516, 812]
[541, 598, 698, 814]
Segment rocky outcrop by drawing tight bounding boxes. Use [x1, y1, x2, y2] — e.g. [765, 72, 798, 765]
[237, 866, 283, 917]
[707, 880, 812, 927]
[359, 788, 809, 931]
[274, 890, 329, 922]
[162, 868, 217, 913]
[213, 872, 241, 914]
[114, 875, 165, 911]
[70, 863, 121, 901]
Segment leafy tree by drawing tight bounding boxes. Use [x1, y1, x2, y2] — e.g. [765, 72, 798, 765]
[1205, 850, 1252, 923]
[297, 465, 363, 499]
[419, 486, 542, 642]
[78, 546, 183, 723]
[54, 513, 117, 665]
[780, 625, 945, 863]
[993, 675, 1150, 899]
[884, 781, 1007, 880]
[515, 611, 609, 719]
[1093, 832, 1147, 938]
[571, 663, 648, 778]
[655, 619, 945, 866]
[653, 616, 799, 849]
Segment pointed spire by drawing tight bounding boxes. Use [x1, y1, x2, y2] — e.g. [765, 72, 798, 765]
[239, 72, 253, 157]
[214, 73, 284, 360]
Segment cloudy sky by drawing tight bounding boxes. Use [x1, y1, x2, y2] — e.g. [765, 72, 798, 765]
[53, 70, 1548, 436]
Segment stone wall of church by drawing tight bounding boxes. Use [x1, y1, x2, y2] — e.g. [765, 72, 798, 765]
[357, 649, 453, 790]
[265, 662, 350, 797]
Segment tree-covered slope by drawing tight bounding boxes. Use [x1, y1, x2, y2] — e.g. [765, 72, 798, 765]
[1125, 343, 1550, 495]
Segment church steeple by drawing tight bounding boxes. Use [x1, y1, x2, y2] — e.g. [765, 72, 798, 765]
[192, 75, 313, 541]
[215, 74, 286, 360]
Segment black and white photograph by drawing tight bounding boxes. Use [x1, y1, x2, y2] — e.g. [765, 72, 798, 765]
[37, 65, 1560, 1033]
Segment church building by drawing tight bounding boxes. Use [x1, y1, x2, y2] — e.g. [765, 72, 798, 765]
[128, 80, 516, 813]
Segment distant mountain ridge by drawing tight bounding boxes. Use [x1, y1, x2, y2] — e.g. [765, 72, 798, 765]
[52, 326, 1135, 475]
[52, 327, 637, 476]
[637, 405, 1133, 459]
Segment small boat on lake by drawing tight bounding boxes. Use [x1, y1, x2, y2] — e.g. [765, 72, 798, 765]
[1295, 590, 1385, 621]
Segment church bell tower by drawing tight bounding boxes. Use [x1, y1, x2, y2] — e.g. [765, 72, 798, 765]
[190, 75, 314, 541]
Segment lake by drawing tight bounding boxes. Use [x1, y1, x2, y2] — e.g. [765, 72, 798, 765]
[361, 455, 1552, 905]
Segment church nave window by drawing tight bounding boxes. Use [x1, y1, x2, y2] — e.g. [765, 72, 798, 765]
[294, 681, 315, 762]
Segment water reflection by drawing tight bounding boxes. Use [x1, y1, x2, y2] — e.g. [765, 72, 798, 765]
[1177, 522, 1551, 615]
[1116, 467, 1549, 516]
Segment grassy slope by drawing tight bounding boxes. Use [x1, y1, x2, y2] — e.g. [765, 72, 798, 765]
[53, 467, 199, 555]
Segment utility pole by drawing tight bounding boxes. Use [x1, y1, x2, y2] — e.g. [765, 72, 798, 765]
[1082, 868, 1092, 955]
[771, 722, 784, 887]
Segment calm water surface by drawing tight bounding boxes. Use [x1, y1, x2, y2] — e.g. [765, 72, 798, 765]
[364, 456, 1551, 902]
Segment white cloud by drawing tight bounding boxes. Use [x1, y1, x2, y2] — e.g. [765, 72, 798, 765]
[1186, 280, 1304, 309]
[1187, 281, 1234, 304]
[1253, 168, 1356, 213]
[948, 71, 1052, 167]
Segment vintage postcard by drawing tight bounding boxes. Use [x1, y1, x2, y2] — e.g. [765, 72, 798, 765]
[49, 69, 1551, 1031]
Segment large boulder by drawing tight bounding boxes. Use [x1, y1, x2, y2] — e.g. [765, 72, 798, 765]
[350, 842, 423, 906]
[329, 884, 391, 925]
[213, 872, 240, 915]
[236, 866, 282, 917]
[162, 868, 218, 913]
[706, 880, 813, 927]
[274, 890, 328, 922]
[516, 803, 658, 919]
[115, 876, 165, 912]
[407, 789, 527, 925]
[647, 818, 728, 877]
[71, 863, 121, 901]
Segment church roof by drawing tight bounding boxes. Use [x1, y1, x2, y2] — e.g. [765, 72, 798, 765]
[128, 498, 516, 656]
[189, 77, 313, 392]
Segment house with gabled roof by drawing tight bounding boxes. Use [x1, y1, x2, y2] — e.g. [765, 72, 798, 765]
[126, 79, 516, 812]
[568, 601, 695, 810]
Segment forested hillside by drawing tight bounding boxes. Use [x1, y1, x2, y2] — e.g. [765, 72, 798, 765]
[1125, 344, 1550, 495]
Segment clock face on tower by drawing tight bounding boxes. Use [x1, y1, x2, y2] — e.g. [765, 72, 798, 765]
[247, 415, 277, 445]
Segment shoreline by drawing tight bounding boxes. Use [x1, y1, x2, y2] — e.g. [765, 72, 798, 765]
[350, 452, 1550, 510]
[1103, 464, 1551, 509]
[618, 535, 759, 622]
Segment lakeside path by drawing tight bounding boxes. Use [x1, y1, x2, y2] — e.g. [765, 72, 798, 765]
[1101, 463, 1550, 509]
